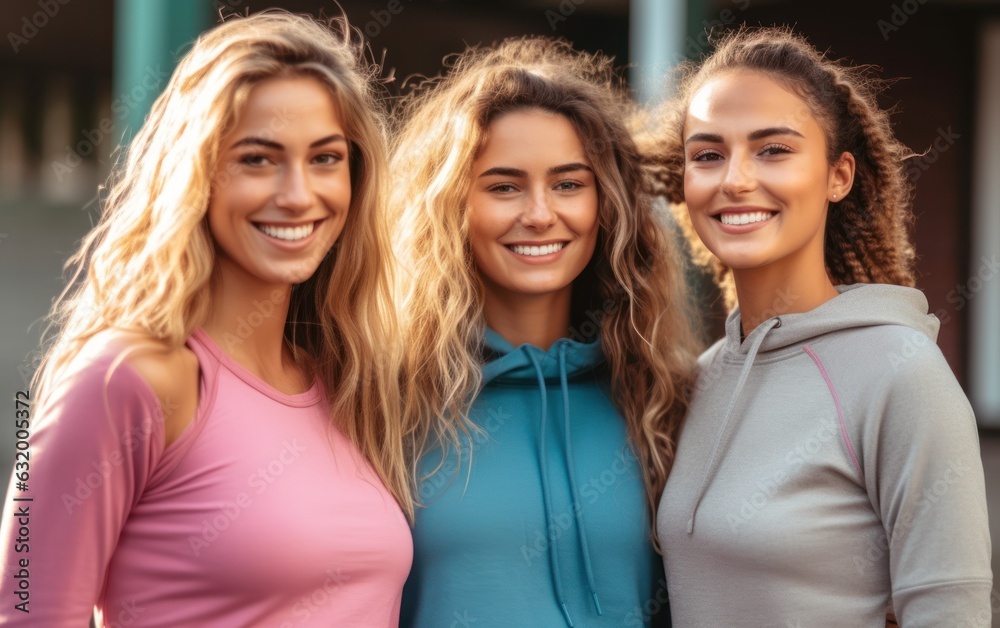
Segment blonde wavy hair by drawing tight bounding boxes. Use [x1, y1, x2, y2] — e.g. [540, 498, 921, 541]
[391, 37, 701, 530]
[32, 11, 413, 518]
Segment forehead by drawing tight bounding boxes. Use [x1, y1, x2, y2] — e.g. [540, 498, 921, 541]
[229, 75, 344, 135]
[685, 72, 822, 137]
[478, 109, 588, 162]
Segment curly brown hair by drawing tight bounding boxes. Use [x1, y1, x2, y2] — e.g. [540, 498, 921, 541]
[635, 26, 918, 307]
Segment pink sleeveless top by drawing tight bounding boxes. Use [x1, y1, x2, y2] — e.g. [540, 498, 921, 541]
[0, 329, 412, 626]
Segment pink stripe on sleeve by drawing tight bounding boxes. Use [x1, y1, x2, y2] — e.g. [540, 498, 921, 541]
[802, 345, 864, 482]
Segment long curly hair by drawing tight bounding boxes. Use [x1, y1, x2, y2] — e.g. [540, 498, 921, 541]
[32, 11, 414, 518]
[390, 37, 701, 532]
[636, 26, 917, 307]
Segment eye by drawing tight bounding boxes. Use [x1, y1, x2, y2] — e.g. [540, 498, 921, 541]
[691, 149, 724, 162]
[313, 152, 344, 166]
[759, 143, 793, 157]
[554, 180, 583, 191]
[239, 153, 271, 167]
[487, 183, 518, 194]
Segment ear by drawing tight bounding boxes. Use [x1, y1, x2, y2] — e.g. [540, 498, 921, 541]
[828, 151, 855, 202]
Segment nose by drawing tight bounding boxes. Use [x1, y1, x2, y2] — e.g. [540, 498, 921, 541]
[275, 164, 312, 212]
[720, 152, 757, 197]
[519, 188, 557, 230]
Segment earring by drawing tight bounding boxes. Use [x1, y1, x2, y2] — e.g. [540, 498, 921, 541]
[833, 193, 838, 200]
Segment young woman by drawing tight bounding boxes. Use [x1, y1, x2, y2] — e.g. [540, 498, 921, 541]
[638, 27, 993, 626]
[0, 12, 412, 626]
[391, 38, 700, 627]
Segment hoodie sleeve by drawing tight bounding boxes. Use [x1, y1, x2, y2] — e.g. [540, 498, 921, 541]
[863, 343, 993, 627]
[0, 357, 164, 627]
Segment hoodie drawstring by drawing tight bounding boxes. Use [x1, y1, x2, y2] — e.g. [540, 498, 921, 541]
[558, 344, 603, 617]
[687, 317, 781, 534]
[526, 343, 603, 626]
[526, 350, 574, 627]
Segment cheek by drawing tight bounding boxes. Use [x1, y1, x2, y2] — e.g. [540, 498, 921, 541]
[464, 209, 494, 273]
[569, 189, 600, 234]
[207, 174, 264, 246]
[585, 192, 600, 232]
[683, 169, 715, 213]
[213, 174, 266, 218]
[206, 202, 235, 260]
[466, 209, 508, 286]
[758, 161, 825, 203]
[206, 169, 229, 224]
[317, 170, 353, 210]
[206, 193, 231, 241]
[466, 199, 507, 250]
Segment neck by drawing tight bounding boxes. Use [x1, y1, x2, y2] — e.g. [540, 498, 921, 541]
[733, 258, 839, 338]
[201, 258, 295, 375]
[483, 283, 571, 351]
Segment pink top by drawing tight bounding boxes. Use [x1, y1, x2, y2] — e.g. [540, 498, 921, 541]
[0, 329, 412, 627]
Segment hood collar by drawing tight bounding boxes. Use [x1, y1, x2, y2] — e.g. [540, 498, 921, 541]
[482, 327, 605, 384]
[724, 283, 940, 356]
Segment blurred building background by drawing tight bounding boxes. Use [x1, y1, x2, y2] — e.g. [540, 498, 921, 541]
[1, 0, 998, 623]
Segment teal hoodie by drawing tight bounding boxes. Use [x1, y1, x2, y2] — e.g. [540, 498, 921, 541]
[401, 329, 666, 627]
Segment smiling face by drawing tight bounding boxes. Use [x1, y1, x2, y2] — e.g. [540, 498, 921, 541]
[467, 108, 599, 305]
[683, 71, 852, 281]
[208, 75, 351, 288]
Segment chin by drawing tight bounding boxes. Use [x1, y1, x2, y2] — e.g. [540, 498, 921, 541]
[719, 256, 773, 272]
[509, 279, 573, 296]
[264, 265, 323, 286]
[703, 244, 767, 270]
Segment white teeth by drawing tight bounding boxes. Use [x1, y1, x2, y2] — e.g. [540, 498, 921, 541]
[508, 242, 566, 256]
[720, 212, 772, 226]
[256, 222, 315, 241]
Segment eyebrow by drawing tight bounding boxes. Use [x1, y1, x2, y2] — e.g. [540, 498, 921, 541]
[477, 162, 592, 178]
[748, 126, 804, 141]
[231, 134, 347, 150]
[549, 162, 592, 175]
[685, 126, 805, 145]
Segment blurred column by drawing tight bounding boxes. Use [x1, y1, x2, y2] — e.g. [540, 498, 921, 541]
[970, 21, 1000, 427]
[629, 0, 686, 105]
[113, 0, 211, 143]
[95, 83, 114, 183]
[0, 77, 27, 199]
[39, 76, 91, 201]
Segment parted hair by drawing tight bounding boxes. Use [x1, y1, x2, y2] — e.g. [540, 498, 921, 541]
[636, 26, 917, 306]
[390, 37, 701, 534]
[32, 11, 414, 518]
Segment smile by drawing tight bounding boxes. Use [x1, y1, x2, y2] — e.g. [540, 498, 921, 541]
[253, 220, 319, 241]
[505, 242, 567, 257]
[718, 211, 775, 226]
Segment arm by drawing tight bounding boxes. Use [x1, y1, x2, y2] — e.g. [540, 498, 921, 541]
[0, 356, 165, 626]
[864, 346, 993, 627]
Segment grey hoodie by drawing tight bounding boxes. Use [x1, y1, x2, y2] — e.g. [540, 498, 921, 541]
[657, 283, 992, 627]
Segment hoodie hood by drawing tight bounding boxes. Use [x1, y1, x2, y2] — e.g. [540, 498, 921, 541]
[481, 327, 606, 627]
[482, 327, 606, 384]
[687, 283, 940, 534]
[725, 283, 940, 356]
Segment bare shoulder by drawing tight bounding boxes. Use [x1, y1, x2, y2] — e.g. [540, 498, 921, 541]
[93, 330, 200, 449]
